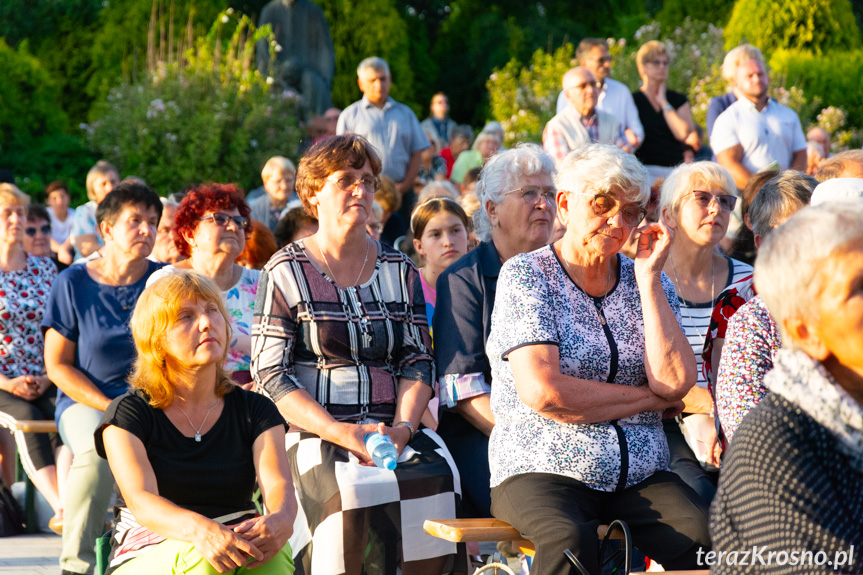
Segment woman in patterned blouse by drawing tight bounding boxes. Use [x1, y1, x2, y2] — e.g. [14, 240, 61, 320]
[251, 134, 459, 574]
[487, 144, 710, 575]
[0, 185, 62, 526]
[710, 203, 863, 573]
[148, 184, 259, 387]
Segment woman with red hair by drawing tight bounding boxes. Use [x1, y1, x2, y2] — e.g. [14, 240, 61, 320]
[148, 183, 259, 387]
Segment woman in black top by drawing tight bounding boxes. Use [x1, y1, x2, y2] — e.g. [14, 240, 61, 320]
[633, 40, 696, 181]
[95, 271, 296, 575]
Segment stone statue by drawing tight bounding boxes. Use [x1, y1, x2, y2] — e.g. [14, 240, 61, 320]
[257, 0, 335, 116]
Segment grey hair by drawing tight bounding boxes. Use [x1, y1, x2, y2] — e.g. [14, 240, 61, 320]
[261, 156, 296, 180]
[357, 56, 390, 77]
[755, 202, 863, 349]
[159, 197, 178, 208]
[749, 171, 815, 238]
[472, 131, 501, 152]
[815, 149, 863, 182]
[555, 144, 650, 206]
[474, 144, 556, 242]
[451, 124, 474, 145]
[660, 161, 736, 223]
[721, 44, 764, 83]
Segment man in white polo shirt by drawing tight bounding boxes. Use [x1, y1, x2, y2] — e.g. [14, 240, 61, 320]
[556, 38, 643, 151]
[712, 58, 806, 189]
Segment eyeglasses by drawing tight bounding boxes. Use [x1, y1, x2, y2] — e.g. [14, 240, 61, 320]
[327, 175, 380, 192]
[198, 213, 250, 230]
[25, 224, 51, 237]
[573, 191, 647, 227]
[592, 56, 613, 64]
[647, 59, 670, 67]
[504, 186, 556, 206]
[686, 191, 738, 212]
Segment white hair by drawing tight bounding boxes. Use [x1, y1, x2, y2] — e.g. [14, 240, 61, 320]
[471, 131, 501, 152]
[261, 156, 296, 181]
[660, 161, 736, 223]
[555, 144, 650, 206]
[474, 144, 556, 242]
[357, 56, 390, 77]
[418, 180, 459, 203]
[754, 202, 863, 349]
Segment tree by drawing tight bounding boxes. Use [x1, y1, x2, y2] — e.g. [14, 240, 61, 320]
[724, 0, 861, 54]
[311, 0, 416, 113]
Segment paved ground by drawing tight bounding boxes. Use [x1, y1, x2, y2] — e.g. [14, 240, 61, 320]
[0, 532, 61, 574]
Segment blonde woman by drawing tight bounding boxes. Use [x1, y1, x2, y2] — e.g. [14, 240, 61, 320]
[96, 271, 295, 574]
[633, 41, 695, 181]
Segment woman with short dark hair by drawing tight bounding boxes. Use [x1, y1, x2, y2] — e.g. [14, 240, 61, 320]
[252, 133, 459, 574]
[43, 181, 164, 574]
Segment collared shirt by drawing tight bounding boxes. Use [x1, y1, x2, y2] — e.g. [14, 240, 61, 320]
[543, 107, 627, 166]
[557, 78, 644, 141]
[337, 96, 430, 182]
[711, 98, 807, 173]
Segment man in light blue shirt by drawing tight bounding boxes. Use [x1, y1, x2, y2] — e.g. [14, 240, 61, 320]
[556, 38, 643, 150]
[337, 57, 430, 199]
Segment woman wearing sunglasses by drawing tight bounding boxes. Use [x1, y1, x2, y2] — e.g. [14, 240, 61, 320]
[148, 183, 259, 388]
[658, 161, 752, 505]
[487, 145, 709, 575]
[252, 134, 459, 574]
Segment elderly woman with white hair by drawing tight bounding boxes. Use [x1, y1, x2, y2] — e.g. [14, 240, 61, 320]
[487, 144, 709, 574]
[710, 203, 863, 574]
[658, 161, 752, 504]
[434, 144, 556, 519]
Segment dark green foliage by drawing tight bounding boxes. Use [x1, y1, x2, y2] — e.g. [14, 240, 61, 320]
[725, 0, 861, 54]
[655, 0, 734, 29]
[770, 49, 863, 129]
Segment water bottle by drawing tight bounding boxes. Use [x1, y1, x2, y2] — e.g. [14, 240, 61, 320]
[363, 431, 398, 470]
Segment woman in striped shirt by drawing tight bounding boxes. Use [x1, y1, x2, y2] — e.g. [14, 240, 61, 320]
[659, 161, 752, 505]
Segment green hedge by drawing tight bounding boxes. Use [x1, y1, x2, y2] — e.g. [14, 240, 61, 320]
[769, 49, 863, 128]
[725, 0, 860, 55]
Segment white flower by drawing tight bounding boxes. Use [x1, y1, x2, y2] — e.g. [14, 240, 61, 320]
[221, 15, 229, 23]
[266, 76, 274, 85]
[250, 140, 258, 148]
[79, 123, 89, 131]
[226, 7, 234, 14]
[274, 44, 282, 53]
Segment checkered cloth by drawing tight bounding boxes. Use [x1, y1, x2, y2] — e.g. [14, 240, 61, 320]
[287, 428, 462, 574]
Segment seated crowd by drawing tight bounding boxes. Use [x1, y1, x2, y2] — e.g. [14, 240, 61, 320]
[0, 40, 861, 575]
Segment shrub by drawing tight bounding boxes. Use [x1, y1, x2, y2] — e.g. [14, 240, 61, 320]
[769, 49, 863, 129]
[724, 0, 861, 55]
[86, 10, 304, 195]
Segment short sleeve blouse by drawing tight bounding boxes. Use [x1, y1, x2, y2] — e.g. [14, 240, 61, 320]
[95, 387, 286, 519]
[486, 246, 681, 491]
[42, 260, 165, 422]
[0, 254, 57, 379]
[252, 240, 434, 423]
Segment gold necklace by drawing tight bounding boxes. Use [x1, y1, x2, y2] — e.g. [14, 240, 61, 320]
[560, 246, 613, 326]
[316, 237, 370, 287]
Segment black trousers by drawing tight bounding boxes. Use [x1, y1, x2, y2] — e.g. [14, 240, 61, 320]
[0, 388, 58, 475]
[491, 471, 711, 575]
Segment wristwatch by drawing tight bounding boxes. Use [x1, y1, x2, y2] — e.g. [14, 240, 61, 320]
[663, 103, 673, 112]
[394, 420, 415, 440]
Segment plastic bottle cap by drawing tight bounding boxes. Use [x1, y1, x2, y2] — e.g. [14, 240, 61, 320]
[382, 456, 397, 471]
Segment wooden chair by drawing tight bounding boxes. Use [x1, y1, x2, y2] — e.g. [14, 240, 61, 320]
[0, 419, 58, 533]
[423, 518, 709, 575]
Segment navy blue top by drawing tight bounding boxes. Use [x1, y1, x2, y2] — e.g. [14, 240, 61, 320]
[42, 260, 165, 423]
[433, 240, 502, 380]
[707, 92, 737, 138]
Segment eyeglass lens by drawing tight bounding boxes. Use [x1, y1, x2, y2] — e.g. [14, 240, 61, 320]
[209, 213, 249, 229]
[24, 225, 51, 237]
[333, 175, 379, 192]
[692, 191, 737, 211]
[520, 187, 556, 205]
[592, 195, 645, 226]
